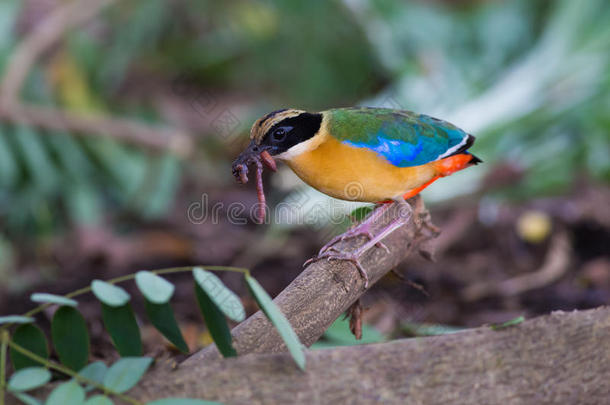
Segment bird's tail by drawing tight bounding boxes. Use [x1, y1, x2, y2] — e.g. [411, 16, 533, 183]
[435, 152, 481, 177]
[397, 152, 482, 201]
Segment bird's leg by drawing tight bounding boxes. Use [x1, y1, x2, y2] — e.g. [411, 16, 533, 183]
[413, 194, 440, 236]
[306, 197, 413, 289]
[317, 202, 394, 255]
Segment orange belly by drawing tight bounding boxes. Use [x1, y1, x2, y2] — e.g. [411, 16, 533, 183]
[280, 135, 440, 202]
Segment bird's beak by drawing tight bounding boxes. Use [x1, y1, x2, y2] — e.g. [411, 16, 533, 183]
[232, 141, 277, 184]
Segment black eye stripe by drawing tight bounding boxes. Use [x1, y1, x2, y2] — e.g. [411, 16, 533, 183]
[260, 113, 322, 154]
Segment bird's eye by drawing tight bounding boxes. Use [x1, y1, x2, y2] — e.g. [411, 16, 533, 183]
[273, 128, 285, 139]
[272, 126, 291, 141]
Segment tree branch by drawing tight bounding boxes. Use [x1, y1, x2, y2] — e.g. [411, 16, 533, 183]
[0, 103, 193, 156]
[183, 199, 436, 365]
[130, 306, 610, 404]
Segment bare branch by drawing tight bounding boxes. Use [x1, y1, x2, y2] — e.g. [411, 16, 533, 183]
[130, 307, 610, 404]
[0, 103, 193, 156]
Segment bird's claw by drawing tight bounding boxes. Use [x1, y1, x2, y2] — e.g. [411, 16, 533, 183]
[318, 229, 389, 255]
[305, 248, 370, 289]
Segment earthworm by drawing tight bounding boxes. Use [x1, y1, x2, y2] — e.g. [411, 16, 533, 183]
[260, 150, 277, 171]
[237, 164, 248, 184]
[254, 159, 266, 223]
[232, 148, 277, 224]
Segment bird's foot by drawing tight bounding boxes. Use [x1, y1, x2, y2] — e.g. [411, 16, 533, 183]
[317, 222, 390, 256]
[317, 203, 393, 256]
[304, 208, 411, 289]
[313, 247, 371, 288]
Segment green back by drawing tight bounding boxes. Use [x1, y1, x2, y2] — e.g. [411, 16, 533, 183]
[325, 107, 469, 167]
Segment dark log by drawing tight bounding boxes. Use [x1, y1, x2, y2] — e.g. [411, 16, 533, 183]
[132, 306, 610, 404]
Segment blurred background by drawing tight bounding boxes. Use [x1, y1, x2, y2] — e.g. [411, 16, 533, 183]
[0, 0, 608, 350]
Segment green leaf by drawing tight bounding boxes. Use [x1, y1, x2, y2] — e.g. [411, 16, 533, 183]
[31, 293, 78, 307]
[245, 275, 305, 370]
[103, 357, 153, 394]
[46, 380, 85, 405]
[146, 399, 223, 405]
[135, 271, 175, 304]
[65, 183, 102, 226]
[43, 131, 94, 186]
[10, 392, 41, 405]
[51, 306, 90, 370]
[91, 280, 130, 307]
[101, 303, 142, 356]
[84, 394, 114, 405]
[10, 324, 49, 370]
[0, 125, 18, 187]
[193, 283, 236, 358]
[349, 205, 374, 222]
[144, 300, 189, 353]
[193, 268, 245, 322]
[76, 361, 107, 392]
[0, 316, 34, 325]
[401, 322, 465, 337]
[137, 154, 181, 219]
[490, 315, 525, 330]
[11, 125, 58, 192]
[7, 367, 51, 392]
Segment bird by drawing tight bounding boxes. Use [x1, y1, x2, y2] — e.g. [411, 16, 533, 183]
[232, 107, 481, 287]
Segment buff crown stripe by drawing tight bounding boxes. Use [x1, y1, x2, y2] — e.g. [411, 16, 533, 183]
[250, 109, 306, 144]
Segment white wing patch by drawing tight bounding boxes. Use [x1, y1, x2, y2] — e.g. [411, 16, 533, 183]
[436, 134, 469, 160]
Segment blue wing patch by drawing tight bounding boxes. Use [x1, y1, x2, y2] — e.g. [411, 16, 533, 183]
[342, 118, 468, 167]
[344, 134, 427, 166]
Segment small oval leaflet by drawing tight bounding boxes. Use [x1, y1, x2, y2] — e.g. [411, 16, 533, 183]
[0, 315, 34, 325]
[30, 293, 78, 307]
[46, 380, 86, 405]
[144, 300, 189, 353]
[103, 357, 153, 393]
[101, 303, 142, 356]
[193, 267, 246, 322]
[135, 271, 175, 304]
[193, 282, 236, 358]
[10, 324, 49, 370]
[51, 306, 90, 370]
[84, 394, 114, 405]
[91, 280, 130, 307]
[7, 367, 51, 392]
[11, 392, 41, 405]
[76, 361, 108, 391]
[245, 274, 306, 370]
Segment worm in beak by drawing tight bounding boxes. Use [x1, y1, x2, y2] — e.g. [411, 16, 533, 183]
[260, 150, 277, 171]
[231, 143, 277, 223]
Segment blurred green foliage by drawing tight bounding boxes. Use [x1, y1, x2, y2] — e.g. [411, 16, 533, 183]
[353, 0, 610, 199]
[0, 0, 608, 241]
